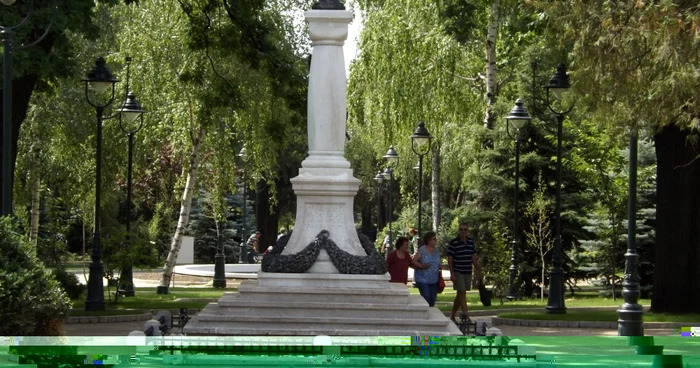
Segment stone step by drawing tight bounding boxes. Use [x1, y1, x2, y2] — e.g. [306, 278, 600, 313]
[197, 306, 452, 329]
[236, 281, 411, 304]
[214, 295, 430, 319]
[183, 325, 458, 336]
[256, 271, 392, 289]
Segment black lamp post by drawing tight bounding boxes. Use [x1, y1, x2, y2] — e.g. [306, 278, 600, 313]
[1, 0, 56, 216]
[544, 63, 574, 314]
[115, 57, 145, 297]
[410, 122, 432, 242]
[505, 99, 531, 301]
[383, 145, 399, 249]
[237, 147, 248, 264]
[212, 216, 227, 288]
[83, 57, 118, 311]
[374, 171, 384, 254]
[617, 130, 644, 336]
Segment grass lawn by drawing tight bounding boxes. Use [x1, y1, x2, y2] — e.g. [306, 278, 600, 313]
[497, 311, 700, 323]
[68, 287, 230, 316]
[408, 288, 651, 311]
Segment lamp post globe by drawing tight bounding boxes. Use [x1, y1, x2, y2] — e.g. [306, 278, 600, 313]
[410, 122, 432, 242]
[1, 0, 16, 7]
[505, 99, 531, 301]
[116, 89, 146, 298]
[543, 63, 574, 315]
[383, 145, 399, 164]
[546, 63, 571, 101]
[83, 57, 118, 311]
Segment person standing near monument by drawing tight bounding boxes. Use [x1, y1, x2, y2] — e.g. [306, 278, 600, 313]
[412, 231, 441, 307]
[386, 237, 416, 284]
[247, 231, 261, 263]
[447, 222, 481, 323]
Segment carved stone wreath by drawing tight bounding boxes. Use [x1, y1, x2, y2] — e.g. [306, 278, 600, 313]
[261, 230, 388, 274]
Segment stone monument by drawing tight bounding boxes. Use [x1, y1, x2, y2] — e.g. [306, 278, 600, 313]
[183, 0, 461, 336]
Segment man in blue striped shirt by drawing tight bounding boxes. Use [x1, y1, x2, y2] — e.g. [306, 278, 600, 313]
[447, 222, 482, 323]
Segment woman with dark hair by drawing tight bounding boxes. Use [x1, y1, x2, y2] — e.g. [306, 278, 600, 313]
[411, 231, 441, 306]
[386, 236, 414, 284]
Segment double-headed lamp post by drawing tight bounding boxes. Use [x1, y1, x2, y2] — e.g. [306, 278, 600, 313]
[237, 147, 248, 264]
[1, 0, 56, 216]
[374, 171, 384, 253]
[410, 122, 432, 241]
[544, 63, 575, 314]
[116, 82, 146, 297]
[83, 57, 118, 311]
[505, 99, 531, 301]
[383, 145, 399, 251]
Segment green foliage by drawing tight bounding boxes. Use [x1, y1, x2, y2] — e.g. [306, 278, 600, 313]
[0, 217, 71, 336]
[477, 222, 511, 304]
[187, 190, 251, 263]
[52, 267, 86, 299]
[523, 172, 553, 299]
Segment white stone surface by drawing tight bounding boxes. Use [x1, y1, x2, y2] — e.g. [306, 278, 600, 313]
[283, 9, 364, 274]
[177, 236, 194, 264]
[257, 271, 389, 289]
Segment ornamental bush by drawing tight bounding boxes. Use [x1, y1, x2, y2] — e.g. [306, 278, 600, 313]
[0, 217, 71, 335]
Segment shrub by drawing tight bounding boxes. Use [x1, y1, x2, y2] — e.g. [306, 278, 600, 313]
[52, 267, 86, 299]
[0, 217, 71, 335]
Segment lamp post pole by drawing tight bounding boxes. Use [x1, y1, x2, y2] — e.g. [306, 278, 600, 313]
[410, 123, 432, 242]
[617, 130, 644, 336]
[116, 57, 146, 298]
[238, 147, 247, 264]
[382, 145, 399, 250]
[505, 99, 531, 300]
[213, 218, 226, 288]
[374, 171, 384, 255]
[1, 0, 56, 216]
[544, 63, 574, 315]
[83, 57, 118, 311]
[383, 167, 394, 249]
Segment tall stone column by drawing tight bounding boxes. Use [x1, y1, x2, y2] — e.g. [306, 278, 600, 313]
[281, 7, 364, 273]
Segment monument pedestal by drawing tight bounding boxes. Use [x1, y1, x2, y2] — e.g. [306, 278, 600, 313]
[183, 272, 462, 336]
[183, 6, 461, 336]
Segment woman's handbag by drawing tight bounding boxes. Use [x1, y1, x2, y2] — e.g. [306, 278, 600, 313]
[437, 272, 446, 294]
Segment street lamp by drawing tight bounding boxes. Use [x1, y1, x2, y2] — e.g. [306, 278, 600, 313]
[617, 129, 644, 336]
[115, 57, 146, 297]
[374, 171, 384, 254]
[1, 0, 57, 216]
[83, 57, 119, 311]
[383, 145, 399, 250]
[544, 63, 574, 314]
[237, 147, 248, 264]
[505, 99, 531, 300]
[410, 122, 432, 242]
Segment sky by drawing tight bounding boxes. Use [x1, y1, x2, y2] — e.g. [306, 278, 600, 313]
[343, 4, 363, 77]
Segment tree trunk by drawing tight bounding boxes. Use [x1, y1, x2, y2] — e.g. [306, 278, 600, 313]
[651, 124, 700, 313]
[29, 143, 41, 244]
[0, 73, 41, 214]
[158, 126, 206, 292]
[431, 143, 440, 231]
[541, 255, 545, 300]
[482, 0, 500, 131]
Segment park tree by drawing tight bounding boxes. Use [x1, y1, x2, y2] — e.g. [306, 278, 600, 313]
[530, 0, 700, 313]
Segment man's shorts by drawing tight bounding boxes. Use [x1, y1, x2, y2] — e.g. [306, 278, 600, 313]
[453, 272, 472, 291]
